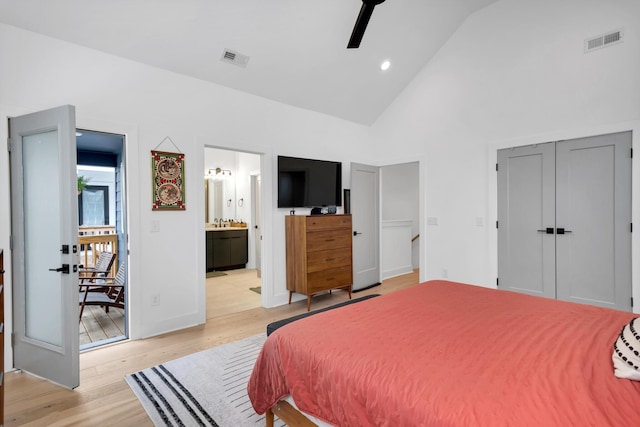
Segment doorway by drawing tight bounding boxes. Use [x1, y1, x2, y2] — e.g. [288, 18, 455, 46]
[204, 147, 262, 318]
[351, 161, 421, 290]
[497, 131, 632, 311]
[77, 129, 128, 349]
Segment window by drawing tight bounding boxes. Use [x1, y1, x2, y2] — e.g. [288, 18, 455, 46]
[79, 185, 109, 226]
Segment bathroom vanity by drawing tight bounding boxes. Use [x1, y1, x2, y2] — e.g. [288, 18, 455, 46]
[206, 227, 248, 271]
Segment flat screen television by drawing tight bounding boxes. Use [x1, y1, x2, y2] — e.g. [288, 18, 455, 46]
[277, 155, 342, 208]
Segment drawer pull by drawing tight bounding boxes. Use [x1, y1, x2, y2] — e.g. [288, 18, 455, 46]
[325, 239, 335, 242]
[326, 258, 335, 262]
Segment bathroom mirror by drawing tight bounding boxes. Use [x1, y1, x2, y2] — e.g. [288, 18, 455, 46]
[205, 176, 235, 222]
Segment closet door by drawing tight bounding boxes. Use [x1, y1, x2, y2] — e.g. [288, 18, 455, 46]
[555, 133, 632, 310]
[497, 132, 632, 311]
[497, 143, 556, 299]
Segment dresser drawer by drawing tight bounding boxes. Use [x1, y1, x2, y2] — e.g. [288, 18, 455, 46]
[307, 247, 351, 273]
[306, 215, 351, 231]
[307, 266, 352, 293]
[306, 229, 351, 252]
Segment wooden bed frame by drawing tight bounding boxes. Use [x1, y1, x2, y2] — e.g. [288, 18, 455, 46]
[266, 400, 317, 427]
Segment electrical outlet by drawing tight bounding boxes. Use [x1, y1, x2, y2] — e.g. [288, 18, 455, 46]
[151, 294, 160, 306]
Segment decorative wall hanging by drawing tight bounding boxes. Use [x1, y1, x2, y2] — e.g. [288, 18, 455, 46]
[152, 149, 185, 210]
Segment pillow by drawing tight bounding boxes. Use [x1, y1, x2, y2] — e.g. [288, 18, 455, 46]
[613, 317, 640, 381]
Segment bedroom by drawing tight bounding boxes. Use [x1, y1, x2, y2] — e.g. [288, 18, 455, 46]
[0, 0, 639, 423]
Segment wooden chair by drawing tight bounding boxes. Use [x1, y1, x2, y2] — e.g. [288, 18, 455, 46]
[79, 251, 117, 282]
[79, 262, 126, 321]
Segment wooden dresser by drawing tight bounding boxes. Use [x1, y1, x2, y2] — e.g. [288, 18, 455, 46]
[285, 214, 353, 311]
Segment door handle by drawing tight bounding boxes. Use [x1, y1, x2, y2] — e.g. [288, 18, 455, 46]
[49, 264, 70, 274]
[537, 228, 555, 234]
[556, 228, 572, 235]
[353, 231, 363, 236]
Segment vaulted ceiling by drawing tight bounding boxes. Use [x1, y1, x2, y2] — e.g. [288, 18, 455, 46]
[0, 0, 499, 125]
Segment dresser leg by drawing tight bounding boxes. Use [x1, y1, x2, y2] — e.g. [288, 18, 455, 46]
[347, 286, 352, 300]
[288, 291, 293, 304]
[307, 296, 312, 311]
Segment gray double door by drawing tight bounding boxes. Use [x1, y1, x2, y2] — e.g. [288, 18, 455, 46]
[497, 132, 632, 311]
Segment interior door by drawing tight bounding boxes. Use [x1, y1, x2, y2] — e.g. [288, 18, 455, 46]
[555, 133, 631, 310]
[497, 132, 632, 311]
[252, 174, 262, 278]
[497, 143, 556, 298]
[9, 105, 80, 388]
[350, 163, 380, 291]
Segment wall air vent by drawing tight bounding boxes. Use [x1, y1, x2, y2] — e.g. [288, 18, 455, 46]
[220, 49, 250, 68]
[584, 29, 624, 53]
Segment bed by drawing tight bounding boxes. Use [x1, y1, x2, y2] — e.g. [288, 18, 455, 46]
[247, 280, 640, 426]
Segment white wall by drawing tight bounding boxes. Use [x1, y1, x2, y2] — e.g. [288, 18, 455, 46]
[0, 22, 372, 368]
[371, 0, 640, 307]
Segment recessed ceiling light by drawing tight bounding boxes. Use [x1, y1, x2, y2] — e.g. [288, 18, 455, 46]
[380, 60, 391, 71]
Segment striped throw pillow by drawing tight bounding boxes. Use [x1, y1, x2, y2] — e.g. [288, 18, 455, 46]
[613, 317, 640, 381]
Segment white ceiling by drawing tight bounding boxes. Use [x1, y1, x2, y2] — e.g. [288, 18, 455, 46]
[0, 0, 499, 125]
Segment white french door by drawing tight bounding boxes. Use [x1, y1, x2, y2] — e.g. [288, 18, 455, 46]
[9, 105, 80, 388]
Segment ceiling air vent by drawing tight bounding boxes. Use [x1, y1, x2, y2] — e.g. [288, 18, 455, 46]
[220, 49, 250, 68]
[584, 29, 624, 53]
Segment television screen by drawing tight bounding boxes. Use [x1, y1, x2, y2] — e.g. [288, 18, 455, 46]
[278, 156, 342, 208]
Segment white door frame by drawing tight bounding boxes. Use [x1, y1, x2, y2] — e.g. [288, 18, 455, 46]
[199, 142, 273, 309]
[363, 155, 427, 283]
[75, 116, 141, 339]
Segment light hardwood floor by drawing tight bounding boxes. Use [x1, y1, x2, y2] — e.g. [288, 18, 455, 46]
[5, 269, 419, 426]
[80, 268, 260, 347]
[206, 268, 262, 318]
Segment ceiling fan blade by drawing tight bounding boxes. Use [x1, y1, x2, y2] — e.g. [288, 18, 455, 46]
[347, 0, 385, 49]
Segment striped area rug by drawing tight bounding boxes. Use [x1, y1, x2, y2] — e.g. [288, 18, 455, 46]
[125, 333, 285, 427]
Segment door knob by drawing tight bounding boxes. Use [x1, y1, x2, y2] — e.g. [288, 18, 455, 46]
[353, 231, 363, 236]
[556, 228, 572, 235]
[537, 228, 554, 234]
[49, 264, 70, 274]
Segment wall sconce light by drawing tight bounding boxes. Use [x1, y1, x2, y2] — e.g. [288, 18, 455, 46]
[205, 167, 232, 178]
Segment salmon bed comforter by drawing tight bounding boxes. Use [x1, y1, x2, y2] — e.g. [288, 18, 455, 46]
[247, 280, 640, 426]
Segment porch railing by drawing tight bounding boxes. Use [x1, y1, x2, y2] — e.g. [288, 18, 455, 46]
[79, 225, 116, 236]
[78, 233, 119, 277]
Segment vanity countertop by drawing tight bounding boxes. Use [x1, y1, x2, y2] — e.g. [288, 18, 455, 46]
[206, 226, 247, 231]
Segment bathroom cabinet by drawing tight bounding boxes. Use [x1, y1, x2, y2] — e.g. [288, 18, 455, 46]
[206, 228, 248, 271]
